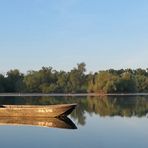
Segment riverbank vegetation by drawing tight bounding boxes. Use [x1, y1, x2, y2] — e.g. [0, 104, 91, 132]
[0, 63, 148, 93]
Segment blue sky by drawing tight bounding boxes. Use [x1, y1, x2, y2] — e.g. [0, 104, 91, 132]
[0, 0, 148, 73]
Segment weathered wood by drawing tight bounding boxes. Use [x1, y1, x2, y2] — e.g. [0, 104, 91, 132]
[0, 104, 77, 117]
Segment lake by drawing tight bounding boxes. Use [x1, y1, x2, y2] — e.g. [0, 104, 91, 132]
[0, 95, 148, 148]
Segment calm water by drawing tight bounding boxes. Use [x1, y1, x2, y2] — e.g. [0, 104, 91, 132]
[0, 96, 148, 148]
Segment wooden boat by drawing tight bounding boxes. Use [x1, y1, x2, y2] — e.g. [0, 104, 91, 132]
[0, 104, 77, 117]
[0, 116, 77, 129]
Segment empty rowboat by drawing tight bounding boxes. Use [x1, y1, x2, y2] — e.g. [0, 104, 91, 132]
[0, 104, 77, 117]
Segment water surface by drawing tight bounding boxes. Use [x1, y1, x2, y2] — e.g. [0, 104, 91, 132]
[0, 96, 148, 148]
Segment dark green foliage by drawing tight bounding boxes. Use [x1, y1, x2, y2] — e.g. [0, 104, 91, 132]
[5, 69, 24, 92]
[0, 63, 148, 93]
[23, 63, 87, 93]
[87, 68, 148, 93]
[67, 63, 87, 93]
[0, 74, 6, 92]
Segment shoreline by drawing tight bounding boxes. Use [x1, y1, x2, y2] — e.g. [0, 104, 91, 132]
[0, 93, 148, 97]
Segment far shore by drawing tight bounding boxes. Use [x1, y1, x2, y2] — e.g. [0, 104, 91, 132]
[0, 93, 148, 97]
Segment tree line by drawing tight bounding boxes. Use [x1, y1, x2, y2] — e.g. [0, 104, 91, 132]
[0, 63, 148, 93]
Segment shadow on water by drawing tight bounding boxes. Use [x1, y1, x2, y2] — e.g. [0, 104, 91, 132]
[0, 95, 148, 126]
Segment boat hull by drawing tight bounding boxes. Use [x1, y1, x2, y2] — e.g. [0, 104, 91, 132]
[0, 104, 77, 117]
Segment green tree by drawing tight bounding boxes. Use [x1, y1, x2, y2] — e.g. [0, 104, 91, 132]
[119, 72, 137, 92]
[56, 71, 68, 93]
[5, 69, 24, 92]
[67, 63, 87, 93]
[92, 71, 119, 93]
[0, 74, 6, 92]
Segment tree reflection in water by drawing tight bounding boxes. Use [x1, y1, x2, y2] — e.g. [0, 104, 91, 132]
[0, 95, 148, 125]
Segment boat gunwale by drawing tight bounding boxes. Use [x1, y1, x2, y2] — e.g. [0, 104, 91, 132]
[0, 104, 77, 109]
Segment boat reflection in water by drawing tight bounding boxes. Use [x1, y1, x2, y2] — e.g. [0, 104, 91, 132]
[0, 116, 77, 129]
[0, 103, 77, 129]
